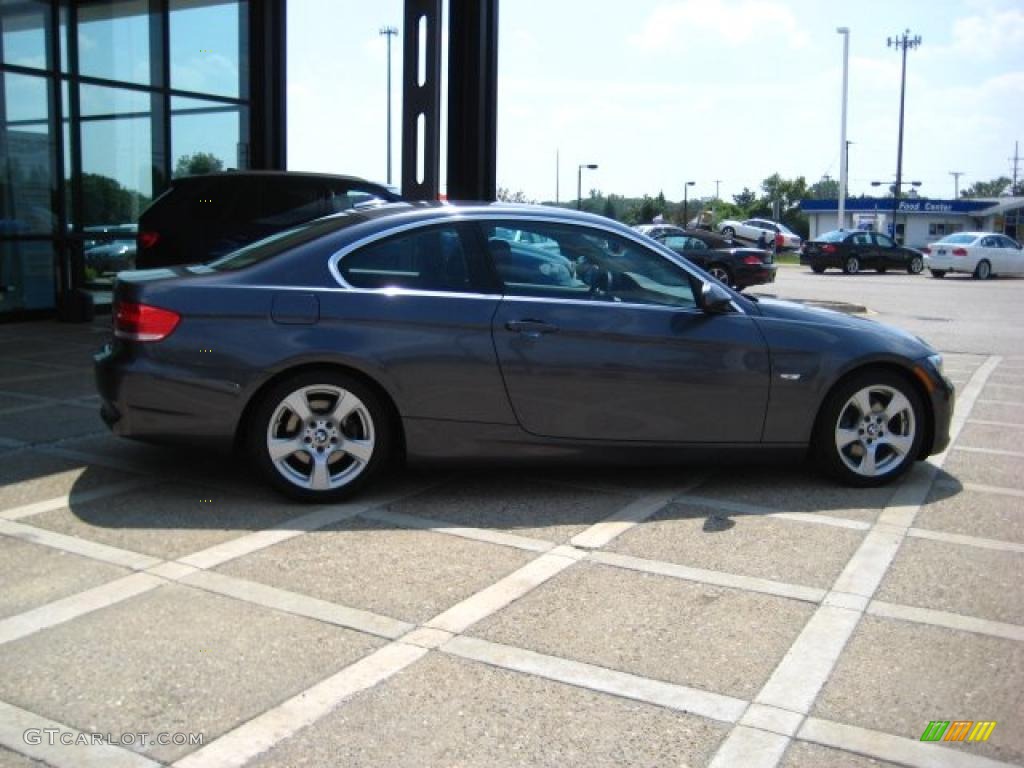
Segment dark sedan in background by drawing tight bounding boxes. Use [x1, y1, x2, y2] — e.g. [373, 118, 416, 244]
[801, 229, 925, 275]
[96, 204, 952, 502]
[634, 224, 776, 289]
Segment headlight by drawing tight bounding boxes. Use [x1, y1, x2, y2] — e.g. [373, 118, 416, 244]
[926, 353, 943, 376]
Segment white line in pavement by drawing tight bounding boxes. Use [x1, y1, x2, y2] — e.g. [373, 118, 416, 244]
[954, 445, 1024, 459]
[0, 519, 162, 570]
[589, 551, 827, 604]
[362, 507, 555, 553]
[960, 482, 1024, 499]
[867, 600, 1024, 643]
[975, 398, 1023, 407]
[674, 494, 872, 532]
[798, 717, 1017, 768]
[707, 725, 791, 768]
[0, 572, 163, 646]
[0, 478, 153, 521]
[754, 605, 863, 714]
[0, 700, 161, 768]
[829, 527, 906, 597]
[425, 551, 577, 634]
[967, 418, 1024, 429]
[570, 485, 699, 550]
[738, 703, 805, 737]
[181, 570, 413, 640]
[981, 380, 1024, 390]
[443, 635, 748, 724]
[172, 642, 427, 768]
[907, 526, 1024, 554]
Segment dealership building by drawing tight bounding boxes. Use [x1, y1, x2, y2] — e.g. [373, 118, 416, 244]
[801, 197, 1024, 248]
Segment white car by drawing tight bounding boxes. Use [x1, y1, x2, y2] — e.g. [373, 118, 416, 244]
[922, 232, 1024, 280]
[718, 218, 802, 250]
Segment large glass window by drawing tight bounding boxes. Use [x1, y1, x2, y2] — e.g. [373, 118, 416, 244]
[170, 0, 247, 99]
[0, 240, 56, 311]
[77, 1, 152, 86]
[1, 0, 49, 70]
[171, 95, 244, 175]
[1, 71, 55, 234]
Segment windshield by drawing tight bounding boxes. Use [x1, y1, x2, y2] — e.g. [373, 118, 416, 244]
[935, 233, 977, 245]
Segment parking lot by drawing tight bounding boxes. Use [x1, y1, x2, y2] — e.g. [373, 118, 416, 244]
[1, 266, 1022, 768]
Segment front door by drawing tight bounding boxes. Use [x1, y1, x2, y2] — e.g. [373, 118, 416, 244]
[482, 219, 771, 443]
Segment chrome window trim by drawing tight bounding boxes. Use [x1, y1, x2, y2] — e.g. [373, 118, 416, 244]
[327, 211, 746, 315]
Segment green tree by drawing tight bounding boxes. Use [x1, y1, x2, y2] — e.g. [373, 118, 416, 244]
[961, 176, 1011, 198]
[496, 187, 534, 203]
[732, 188, 757, 209]
[174, 151, 224, 178]
[80, 173, 150, 224]
[807, 176, 840, 200]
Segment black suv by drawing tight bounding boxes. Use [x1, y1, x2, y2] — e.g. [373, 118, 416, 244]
[136, 171, 402, 268]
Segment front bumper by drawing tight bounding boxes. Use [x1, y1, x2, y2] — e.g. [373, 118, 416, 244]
[920, 362, 955, 455]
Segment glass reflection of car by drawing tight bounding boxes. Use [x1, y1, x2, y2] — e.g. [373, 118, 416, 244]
[921, 232, 1024, 280]
[635, 226, 776, 290]
[83, 224, 139, 274]
[800, 229, 924, 275]
[95, 203, 953, 503]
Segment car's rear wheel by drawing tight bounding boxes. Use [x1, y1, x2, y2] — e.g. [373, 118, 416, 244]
[708, 264, 733, 286]
[930, 269, 946, 278]
[973, 259, 992, 280]
[843, 256, 860, 275]
[811, 265, 826, 274]
[908, 256, 923, 274]
[814, 371, 924, 487]
[249, 371, 392, 502]
[876, 266, 887, 274]
[721, 226, 735, 238]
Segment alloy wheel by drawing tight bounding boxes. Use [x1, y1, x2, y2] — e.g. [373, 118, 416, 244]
[833, 384, 916, 478]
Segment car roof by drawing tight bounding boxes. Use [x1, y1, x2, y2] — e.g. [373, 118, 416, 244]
[171, 170, 393, 188]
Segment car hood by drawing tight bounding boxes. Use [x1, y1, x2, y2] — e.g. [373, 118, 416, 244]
[753, 297, 932, 353]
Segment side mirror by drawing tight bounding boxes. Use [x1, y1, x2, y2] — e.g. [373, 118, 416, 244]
[700, 281, 734, 314]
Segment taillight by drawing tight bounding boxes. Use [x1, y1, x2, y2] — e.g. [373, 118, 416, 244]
[742, 255, 762, 265]
[921, 247, 931, 254]
[138, 230, 160, 249]
[952, 248, 967, 257]
[821, 244, 837, 253]
[114, 301, 180, 341]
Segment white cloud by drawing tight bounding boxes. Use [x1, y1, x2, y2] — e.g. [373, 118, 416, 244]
[628, 0, 808, 51]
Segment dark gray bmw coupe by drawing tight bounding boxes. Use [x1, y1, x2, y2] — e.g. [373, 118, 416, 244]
[95, 203, 953, 502]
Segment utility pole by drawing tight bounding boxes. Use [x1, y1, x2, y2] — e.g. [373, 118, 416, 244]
[949, 171, 964, 199]
[712, 179, 722, 221]
[887, 29, 922, 243]
[379, 25, 399, 185]
[555, 149, 560, 204]
[1011, 141, 1021, 195]
[837, 27, 850, 230]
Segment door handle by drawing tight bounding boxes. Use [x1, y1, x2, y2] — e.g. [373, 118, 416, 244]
[505, 319, 558, 337]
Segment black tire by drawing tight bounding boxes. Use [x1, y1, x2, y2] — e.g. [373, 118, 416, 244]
[721, 226, 735, 238]
[907, 256, 923, 274]
[813, 370, 925, 487]
[842, 256, 860, 275]
[248, 370, 393, 502]
[973, 259, 992, 280]
[876, 266, 887, 274]
[707, 264, 733, 287]
[811, 265, 826, 274]
[930, 269, 946, 279]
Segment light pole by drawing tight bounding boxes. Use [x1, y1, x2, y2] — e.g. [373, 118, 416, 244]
[872, 179, 921, 238]
[845, 140, 854, 197]
[682, 181, 695, 227]
[577, 163, 597, 211]
[837, 26, 850, 230]
[379, 25, 399, 185]
[949, 171, 964, 198]
[887, 28, 922, 243]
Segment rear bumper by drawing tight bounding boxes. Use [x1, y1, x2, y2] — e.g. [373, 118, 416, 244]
[94, 343, 241, 446]
[924, 254, 975, 273]
[734, 264, 777, 289]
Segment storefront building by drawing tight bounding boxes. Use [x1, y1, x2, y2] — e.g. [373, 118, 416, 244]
[800, 197, 1024, 248]
[0, 0, 284, 321]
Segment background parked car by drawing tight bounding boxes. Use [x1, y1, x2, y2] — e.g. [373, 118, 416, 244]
[922, 232, 1024, 280]
[718, 218, 802, 250]
[801, 229, 924, 275]
[636, 225, 776, 289]
[136, 171, 402, 268]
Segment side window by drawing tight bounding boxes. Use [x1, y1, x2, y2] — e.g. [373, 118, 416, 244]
[873, 233, 895, 248]
[854, 233, 871, 245]
[261, 180, 328, 227]
[998, 236, 1021, 249]
[341, 225, 474, 293]
[980, 236, 997, 247]
[484, 221, 697, 309]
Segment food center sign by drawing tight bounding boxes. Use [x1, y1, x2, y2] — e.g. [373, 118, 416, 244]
[898, 201, 953, 212]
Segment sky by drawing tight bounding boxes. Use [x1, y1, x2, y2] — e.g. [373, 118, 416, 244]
[294, 0, 1018, 204]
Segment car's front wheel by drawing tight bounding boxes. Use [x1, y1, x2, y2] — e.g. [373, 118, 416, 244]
[811, 265, 826, 274]
[930, 269, 946, 278]
[814, 371, 924, 487]
[249, 371, 392, 502]
[908, 256, 923, 274]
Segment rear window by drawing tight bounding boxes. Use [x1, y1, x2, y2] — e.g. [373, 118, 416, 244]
[817, 230, 847, 242]
[936, 234, 977, 244]
[205, 215, 364, 271]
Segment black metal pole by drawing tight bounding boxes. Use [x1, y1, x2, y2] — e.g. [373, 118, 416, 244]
[893, 37, 907, 240]
[683, 186, 688, 226]
[577, 165, 582, 211]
